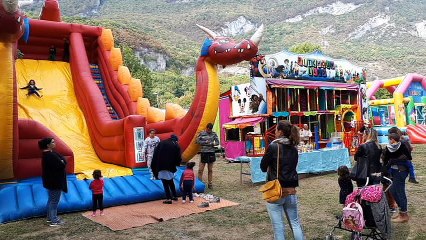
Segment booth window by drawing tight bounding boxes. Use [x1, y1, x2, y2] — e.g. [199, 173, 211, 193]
[226, 128, 240, 141]
[241, 126, 255, 141]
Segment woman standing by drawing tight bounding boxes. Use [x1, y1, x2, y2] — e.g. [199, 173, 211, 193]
[260, 121, 304, 240]
[38, 137, 68, 226]
[353, 128, 382, 187]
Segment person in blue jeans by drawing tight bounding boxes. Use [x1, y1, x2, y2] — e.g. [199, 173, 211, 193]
[260, 120, 304, 240]
[39, 137, 68, 226]
[388, 127, 419, 184]
[383, 133, 412, 223]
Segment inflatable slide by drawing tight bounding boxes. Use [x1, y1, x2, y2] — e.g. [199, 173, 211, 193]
[16, 59, 132, 178]
[0, 0, 263, 223]
[407, 125, 426, 144]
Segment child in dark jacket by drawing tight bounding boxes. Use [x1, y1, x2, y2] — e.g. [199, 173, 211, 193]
[89, 170, 104, 216]
[338, 165, 353, 205]
[180, 162, 196, 203]
[21, 79, 43, 98]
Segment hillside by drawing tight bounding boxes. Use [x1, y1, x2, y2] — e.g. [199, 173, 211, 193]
[21, 0, 426, 105]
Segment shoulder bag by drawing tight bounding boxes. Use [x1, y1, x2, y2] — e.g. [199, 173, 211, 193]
[259, 144, 297, 202]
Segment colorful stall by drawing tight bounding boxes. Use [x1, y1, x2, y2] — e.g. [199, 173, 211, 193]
[220, 50, 366, 164]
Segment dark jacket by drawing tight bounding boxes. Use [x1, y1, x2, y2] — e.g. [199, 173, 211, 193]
[383, 142, 412, 170]
[354, 141, 382, 175]
[260, 138, 299, 188]
[151, 138, 182, 178]
[41, 151, 68, 192]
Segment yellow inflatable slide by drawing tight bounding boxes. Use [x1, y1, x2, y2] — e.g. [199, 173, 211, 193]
[16, 59, 132, 179]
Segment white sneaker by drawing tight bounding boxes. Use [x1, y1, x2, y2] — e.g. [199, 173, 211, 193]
[190, 200, 194, 203]
[182, 200, 186, 203]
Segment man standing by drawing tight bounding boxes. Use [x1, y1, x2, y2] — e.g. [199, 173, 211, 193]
[142, 129, 160, 179]
[196, 123, 219, 189]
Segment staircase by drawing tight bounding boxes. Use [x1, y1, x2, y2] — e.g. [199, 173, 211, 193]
[90, 64, 119, 120]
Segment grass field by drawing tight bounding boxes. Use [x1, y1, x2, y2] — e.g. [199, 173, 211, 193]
[0, 145, 425, 240]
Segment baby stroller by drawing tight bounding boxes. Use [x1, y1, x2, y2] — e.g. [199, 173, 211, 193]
[326, 175, 393, 240]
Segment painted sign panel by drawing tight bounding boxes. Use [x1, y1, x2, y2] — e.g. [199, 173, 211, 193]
[133, 127, 145, 163]
[231, 77, 267, 117]
[250, 51, 366, 83]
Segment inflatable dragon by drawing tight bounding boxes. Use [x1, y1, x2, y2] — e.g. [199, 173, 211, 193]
[0, 0, 263, 180]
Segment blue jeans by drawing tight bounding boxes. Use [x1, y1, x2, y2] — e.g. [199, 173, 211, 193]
[46, 189, 62, 223]
[266, 195, 304, 240]
[408, 161, 417, 180]
[390, 169, 409, 212]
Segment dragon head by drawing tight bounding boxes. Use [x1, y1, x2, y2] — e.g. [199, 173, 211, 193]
[0, 0, 24, 42]
[198, 24, 264, 66]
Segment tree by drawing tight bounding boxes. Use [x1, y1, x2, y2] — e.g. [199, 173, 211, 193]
[375, 88, 392, 99]
[290, 42, 322, 54]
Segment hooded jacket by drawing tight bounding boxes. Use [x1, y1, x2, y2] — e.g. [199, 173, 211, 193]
[383, 141, 412, 168]
[151, 137, 182, 178]
[260, 138, 299, 188]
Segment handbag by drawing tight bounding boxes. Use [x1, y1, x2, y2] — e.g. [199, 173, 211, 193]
[259, 144, 296, 202]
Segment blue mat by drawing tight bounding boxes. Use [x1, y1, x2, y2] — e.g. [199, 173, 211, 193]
[0, 167, 205, 223]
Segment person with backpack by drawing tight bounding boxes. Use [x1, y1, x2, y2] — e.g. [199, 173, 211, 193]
[260, 120, 304, 240]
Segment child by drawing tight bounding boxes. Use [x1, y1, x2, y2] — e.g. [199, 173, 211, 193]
[20, 79, 43, 98]
[142, 129, 160, 179]
[388, 127, 419, 183]
[338, 165, 353, 205]
[89, 170, 104, 216]
[180, 162, 196, 203]
[49, 45, 56, 61]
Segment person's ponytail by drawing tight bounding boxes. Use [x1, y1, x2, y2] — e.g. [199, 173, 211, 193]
[290, 125, 300, 146]
[277, 120, 300, 146]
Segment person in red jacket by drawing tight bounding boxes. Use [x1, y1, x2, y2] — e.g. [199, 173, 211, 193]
[89, 170, 105, 216]
[180, 162, 196, 203]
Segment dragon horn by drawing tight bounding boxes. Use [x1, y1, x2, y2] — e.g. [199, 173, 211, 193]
[250, 24, 264, 46]
[196, 24, 217, 39]
[2, 0, 19, 13]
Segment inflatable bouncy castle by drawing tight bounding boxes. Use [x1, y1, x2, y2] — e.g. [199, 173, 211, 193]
[0, 0, 263, 223]
[367, 74, 426, 143]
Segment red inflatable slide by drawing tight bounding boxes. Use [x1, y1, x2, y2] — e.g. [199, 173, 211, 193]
[407, 125, 426, 144]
